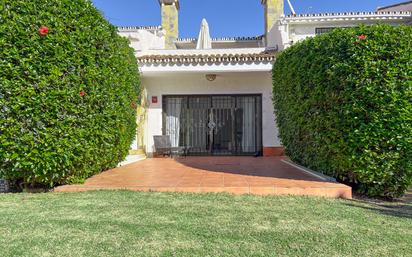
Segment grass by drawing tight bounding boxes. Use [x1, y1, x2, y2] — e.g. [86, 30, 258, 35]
[0, 191, 411, 257]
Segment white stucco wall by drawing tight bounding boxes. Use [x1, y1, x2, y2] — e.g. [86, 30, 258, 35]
[288, 19, 408, 43]
[142, 72, 279, 154]
[278, 14, 411, 47]
[118, 28, 165, 52]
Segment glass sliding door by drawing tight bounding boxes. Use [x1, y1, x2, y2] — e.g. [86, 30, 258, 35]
[163, 96, 187, 148]
[186, 96, 210, 155]
[235, 96, 262, 155]
[211, 96, 235, 155]
[163, 95, 262, 156]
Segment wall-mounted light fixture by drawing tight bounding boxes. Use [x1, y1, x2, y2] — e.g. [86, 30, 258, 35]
[205, 74, 217, 82]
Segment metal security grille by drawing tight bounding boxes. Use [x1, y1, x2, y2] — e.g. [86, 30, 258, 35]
[163, 95, 262, 156]
[315, 27, 336, 35]
[315, 27, 351, 35]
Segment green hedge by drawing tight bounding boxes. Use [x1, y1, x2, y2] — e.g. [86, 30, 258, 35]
[0, 0, 140, 187]
[272, 24, 412, 198]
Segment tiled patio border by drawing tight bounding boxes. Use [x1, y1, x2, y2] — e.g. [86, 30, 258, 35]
[55, 157, 352, 199]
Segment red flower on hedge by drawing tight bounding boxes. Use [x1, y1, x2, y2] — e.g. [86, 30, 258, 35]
[358, 34, 367, 40]
[38, 26, 49, 36]
[79, 90, 86, 97]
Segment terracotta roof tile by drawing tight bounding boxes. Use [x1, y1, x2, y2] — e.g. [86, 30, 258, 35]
[137, 52, 276, 65]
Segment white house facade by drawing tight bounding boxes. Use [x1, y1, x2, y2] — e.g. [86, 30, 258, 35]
[118, 0, 412, 157]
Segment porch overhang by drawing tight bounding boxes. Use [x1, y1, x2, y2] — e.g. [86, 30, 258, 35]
[139, 62, 274, 75]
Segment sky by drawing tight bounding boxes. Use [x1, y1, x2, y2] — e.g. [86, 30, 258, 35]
[91, 0, 404, 38]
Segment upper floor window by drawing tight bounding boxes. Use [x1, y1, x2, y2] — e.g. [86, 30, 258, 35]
[315, 27, 336, 35]
[316, 27, 352, 35]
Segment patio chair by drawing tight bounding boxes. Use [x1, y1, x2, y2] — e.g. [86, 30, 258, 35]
[153, 135, 186, 158]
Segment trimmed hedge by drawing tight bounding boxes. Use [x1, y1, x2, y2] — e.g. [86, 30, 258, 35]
[0, 0, 140, 186]
[272, 24, 412, 198]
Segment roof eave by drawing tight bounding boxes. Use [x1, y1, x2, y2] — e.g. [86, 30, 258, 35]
[284, 11, 412, 23]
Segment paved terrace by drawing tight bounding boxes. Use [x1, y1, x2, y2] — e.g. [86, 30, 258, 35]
[55, 157, 352, 199]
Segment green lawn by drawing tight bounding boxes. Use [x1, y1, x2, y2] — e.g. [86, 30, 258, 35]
[0, 191, 411, 257]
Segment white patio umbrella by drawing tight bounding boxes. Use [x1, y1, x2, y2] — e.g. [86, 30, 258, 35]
[196, 18, 212, 49]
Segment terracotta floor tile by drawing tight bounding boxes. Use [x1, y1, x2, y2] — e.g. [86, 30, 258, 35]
[223, 187, 250, 195]
[201, 177, 223, 182]
[274, 187, 305, 196]
[200, 187, 226, 193]
[250, 187, 275, 195]
[247, 179, 276, 186]
[176, 181, 202, 187]
[175, 187, 201, 193]
[54, 157, 352, 199]
[224, 182, 249, 187]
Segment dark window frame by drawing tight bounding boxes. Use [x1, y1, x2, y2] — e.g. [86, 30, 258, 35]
[315, 27, 352, 35]
[162, 94, 263, 156]
[315, 27, 336, 35]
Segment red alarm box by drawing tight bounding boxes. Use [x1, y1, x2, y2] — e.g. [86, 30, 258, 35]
[151, 96, 158, 104]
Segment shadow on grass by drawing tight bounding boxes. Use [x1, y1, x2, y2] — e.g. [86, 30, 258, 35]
[343, 190, 412, 219]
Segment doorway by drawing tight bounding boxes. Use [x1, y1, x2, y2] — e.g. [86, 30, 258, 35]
[163, 95, 262, 156]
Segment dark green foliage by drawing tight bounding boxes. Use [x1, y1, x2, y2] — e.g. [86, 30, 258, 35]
[0, 0, 140, 186]
[272, 24, 412, 198]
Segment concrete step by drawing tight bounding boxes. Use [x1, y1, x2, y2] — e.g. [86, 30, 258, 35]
[118, 154, 146, 167]
[129, 149, 145, 155]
